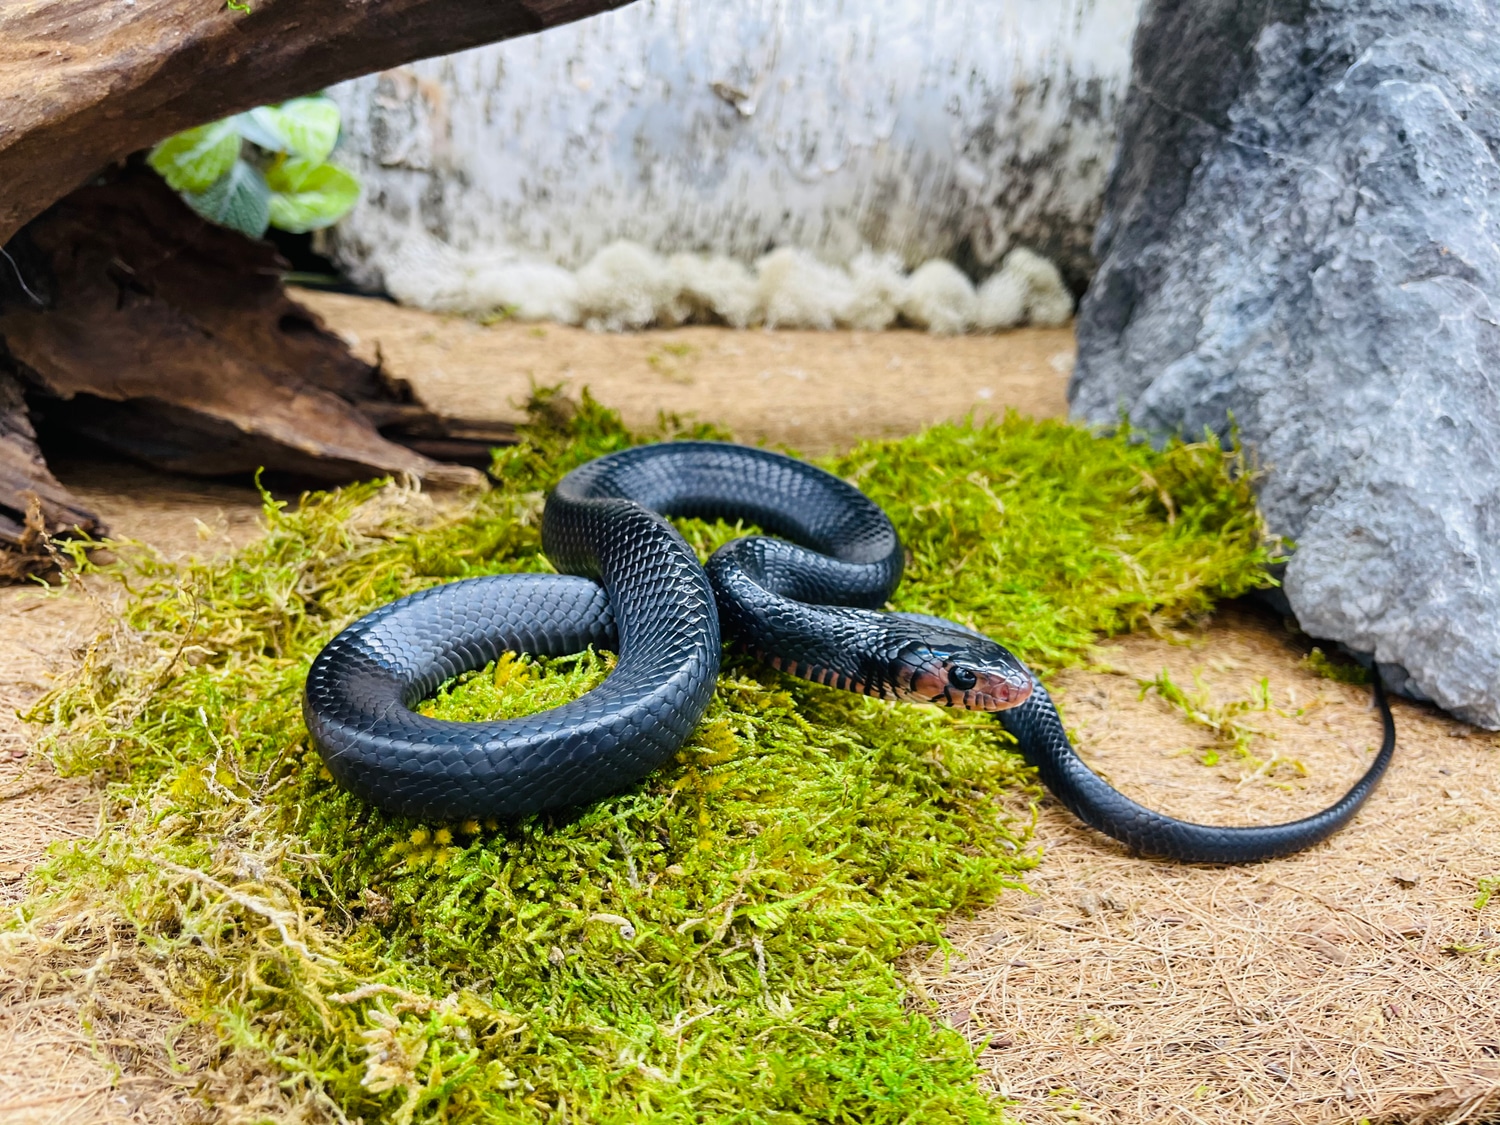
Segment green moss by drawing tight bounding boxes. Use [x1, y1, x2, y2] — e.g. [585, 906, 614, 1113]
[1476, 876, 1500, 912]
[1138, 669, 1270, 766]
[1301, 646, 1372, 685]
[1136, 668, 1314, 784]
[20, 393, 1279, 1123]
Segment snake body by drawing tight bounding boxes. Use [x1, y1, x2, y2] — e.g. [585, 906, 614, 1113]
[305, 441, 1394, 862]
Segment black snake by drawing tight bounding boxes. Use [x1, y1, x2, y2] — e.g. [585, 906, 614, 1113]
[304, 441, 1394, 863]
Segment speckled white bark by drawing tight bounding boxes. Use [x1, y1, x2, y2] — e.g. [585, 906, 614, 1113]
[324, 0, 1141, 298]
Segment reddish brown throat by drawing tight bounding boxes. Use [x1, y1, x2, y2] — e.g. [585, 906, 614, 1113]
[900, 664, 1034, 711]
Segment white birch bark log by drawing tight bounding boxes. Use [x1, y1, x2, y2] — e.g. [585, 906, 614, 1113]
[324, 0, 1141, 313]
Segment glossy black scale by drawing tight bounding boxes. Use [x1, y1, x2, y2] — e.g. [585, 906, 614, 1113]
[304, 441, 1395, 862]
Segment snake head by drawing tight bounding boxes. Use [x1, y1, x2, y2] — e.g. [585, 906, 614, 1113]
[893, 636, 1034, 711]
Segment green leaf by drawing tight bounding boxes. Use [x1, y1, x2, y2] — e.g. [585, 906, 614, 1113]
[265, 158, 360, 233]
[229, 111, 286, 153]
[147, 121, 241, 193]
[182, 161, 271, 239]
[236, 97, 342, 162]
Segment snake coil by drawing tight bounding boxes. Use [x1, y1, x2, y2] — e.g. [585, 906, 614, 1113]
[305, 441, 1394, 863]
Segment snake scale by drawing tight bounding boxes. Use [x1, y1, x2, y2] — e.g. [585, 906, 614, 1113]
[305, 441, 1395, 863]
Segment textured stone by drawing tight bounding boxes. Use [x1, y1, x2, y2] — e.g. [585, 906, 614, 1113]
[1071, 0, 1500, 727]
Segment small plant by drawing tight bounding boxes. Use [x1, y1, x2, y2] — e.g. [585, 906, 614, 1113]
[1477, 876, 1500, 912]
[148, 95, 360, 240]
[1139, 669, 1303, 783]
[1301, 646, 1371, 685]
[646, 343, 699, 384]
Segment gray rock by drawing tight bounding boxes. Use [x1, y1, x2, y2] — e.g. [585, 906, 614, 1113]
[1071, 0, 1500, 727]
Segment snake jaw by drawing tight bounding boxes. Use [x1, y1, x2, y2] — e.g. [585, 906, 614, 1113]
[905, 668, 1034, 711]
[893, 643, 1035, 712]
[960, 670, 1035, 711]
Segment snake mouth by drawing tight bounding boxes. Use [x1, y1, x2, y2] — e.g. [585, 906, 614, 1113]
[901, 665, 1035, 712]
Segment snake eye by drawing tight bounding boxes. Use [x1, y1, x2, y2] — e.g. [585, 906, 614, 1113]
[947, 666, 978, 690]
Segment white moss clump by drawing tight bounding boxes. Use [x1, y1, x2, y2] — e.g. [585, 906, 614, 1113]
[756, 248, 859, 330]
[899, 260, 978, 335]
[669, 253, 760, 329]
[575, 240, 686, 331]
[844, 252, 908, 331]
[975, 269, 1027, 331]
[366, 236, 1072, 333]
[379, 231, 583, 322]
[1001, 246, 1075, 327]
[468, 261, 582, 324]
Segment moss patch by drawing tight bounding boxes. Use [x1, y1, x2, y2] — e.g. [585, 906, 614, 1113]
[21, 395, 1278, 1123]
[1300, 645, 1372, 686]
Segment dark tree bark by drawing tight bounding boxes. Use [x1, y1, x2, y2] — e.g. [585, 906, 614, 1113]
[0, 367, 105, 573]
[4, 167, 510, 488]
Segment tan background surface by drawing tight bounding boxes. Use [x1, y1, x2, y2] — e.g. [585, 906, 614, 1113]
[295, 290, 1076, 454]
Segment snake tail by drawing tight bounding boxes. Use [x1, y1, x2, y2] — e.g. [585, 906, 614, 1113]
[999, 675, 1396, 863]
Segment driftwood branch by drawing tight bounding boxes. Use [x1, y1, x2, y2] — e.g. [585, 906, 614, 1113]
[0, 167, 521, 570]
[0, 0, 632, 246]
[0, 366, 105, 575]
[4, 165, 515, 481]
